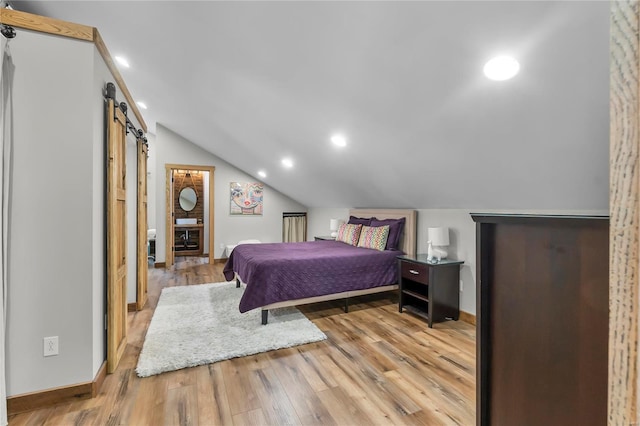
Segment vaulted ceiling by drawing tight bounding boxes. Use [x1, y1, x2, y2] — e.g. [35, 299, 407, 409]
[15, 1, 610, 210]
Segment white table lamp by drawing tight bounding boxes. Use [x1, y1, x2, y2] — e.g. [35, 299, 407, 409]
[330, 219, 341, 237]
[428, 227, 450, 261]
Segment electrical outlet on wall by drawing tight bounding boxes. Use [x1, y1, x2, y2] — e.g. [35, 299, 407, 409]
[43, 336, 59, 357]
[460, 280, 464, 292]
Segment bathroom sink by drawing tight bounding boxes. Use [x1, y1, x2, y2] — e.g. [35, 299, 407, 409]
[176, 218, 197, 225]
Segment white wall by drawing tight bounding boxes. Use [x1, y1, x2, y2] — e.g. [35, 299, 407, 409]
[7, 31, 96, 396]
[6, 27, 146, 397]
[91, 48, 106, 374]
[155, 124, 306, 263]
[306, 208, 348, 241]
[307, 207, 608, 316]
[146, 132, 157, 230]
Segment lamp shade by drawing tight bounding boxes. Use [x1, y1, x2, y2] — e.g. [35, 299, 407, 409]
[330, 219, 340, 232]
[428, 227, 450, 246]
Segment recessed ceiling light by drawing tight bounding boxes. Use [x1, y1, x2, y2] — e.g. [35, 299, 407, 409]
[258, 170, 267, 178]
[136, 101, 147, 110]
[483, 56, 520, 81]
[281, 158, 293, 168]
[331, 134, 347, 147]
[115, 56, 130, 68]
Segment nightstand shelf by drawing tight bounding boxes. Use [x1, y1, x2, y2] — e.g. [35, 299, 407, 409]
[402, 288, 428, 302]
[403, 304, 430, 320]
[397, 254, 463, 328]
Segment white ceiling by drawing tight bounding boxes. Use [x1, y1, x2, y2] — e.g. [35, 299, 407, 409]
[15, 1, 610, 210]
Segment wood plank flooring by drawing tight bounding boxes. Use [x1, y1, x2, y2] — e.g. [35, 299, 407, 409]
[9, 257, 476, 425]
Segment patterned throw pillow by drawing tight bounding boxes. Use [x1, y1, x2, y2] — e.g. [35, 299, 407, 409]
[370, 217, 405, 250]
[357, 225, 390, 251]
[335, 223, 362, 246]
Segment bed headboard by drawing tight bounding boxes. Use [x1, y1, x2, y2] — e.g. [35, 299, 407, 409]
[349, 208, 417, 257]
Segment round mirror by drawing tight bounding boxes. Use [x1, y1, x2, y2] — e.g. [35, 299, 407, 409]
[179, 187, 197, 212]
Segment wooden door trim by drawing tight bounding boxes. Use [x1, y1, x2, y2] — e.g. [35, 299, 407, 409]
[0, 8, 93, 41]
[609, 2, 640, 423]
[164, 164, 215, 267]
[0, 8, 146, 131]
[165, 166, 173, 268]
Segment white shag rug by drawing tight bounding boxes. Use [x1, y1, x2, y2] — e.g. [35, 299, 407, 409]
[136, 281, 327, 377]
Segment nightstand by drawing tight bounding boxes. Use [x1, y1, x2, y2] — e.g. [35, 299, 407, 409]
[314, 236, 335, 241]
[397, 254, 463, 328]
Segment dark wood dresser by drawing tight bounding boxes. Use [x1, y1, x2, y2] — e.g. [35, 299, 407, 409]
[471, 213, 609, 426]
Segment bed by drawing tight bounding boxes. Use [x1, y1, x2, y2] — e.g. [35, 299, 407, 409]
[223, 208, 417, 324]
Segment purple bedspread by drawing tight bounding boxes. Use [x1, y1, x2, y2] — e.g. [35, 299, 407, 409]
[223, 241, 400, 313]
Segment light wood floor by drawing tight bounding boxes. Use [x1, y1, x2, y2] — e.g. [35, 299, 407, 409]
[9, 257, 476, 425]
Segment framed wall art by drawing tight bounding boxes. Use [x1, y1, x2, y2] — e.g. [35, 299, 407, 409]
[230, 182, 264, 215]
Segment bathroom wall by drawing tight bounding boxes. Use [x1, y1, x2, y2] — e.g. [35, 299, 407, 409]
[173, 169, 204, 222]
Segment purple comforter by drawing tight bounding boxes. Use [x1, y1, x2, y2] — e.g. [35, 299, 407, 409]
[223, 240, 400, 312]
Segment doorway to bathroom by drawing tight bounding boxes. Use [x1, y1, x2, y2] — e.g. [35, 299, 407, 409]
[164, 164, 215, 267]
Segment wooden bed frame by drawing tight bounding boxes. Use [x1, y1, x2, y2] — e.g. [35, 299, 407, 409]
[236, 208, 417, 324]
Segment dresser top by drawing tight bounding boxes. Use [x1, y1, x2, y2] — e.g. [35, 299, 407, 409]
[470, 213, 609, 223]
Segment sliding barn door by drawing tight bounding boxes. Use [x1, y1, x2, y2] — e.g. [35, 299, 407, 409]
[106, 96, 127, 373]
[137, 141, 148, 310]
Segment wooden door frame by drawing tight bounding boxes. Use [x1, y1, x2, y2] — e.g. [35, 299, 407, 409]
[610, 2, 640, 423]
[165, 164, 215, 267]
